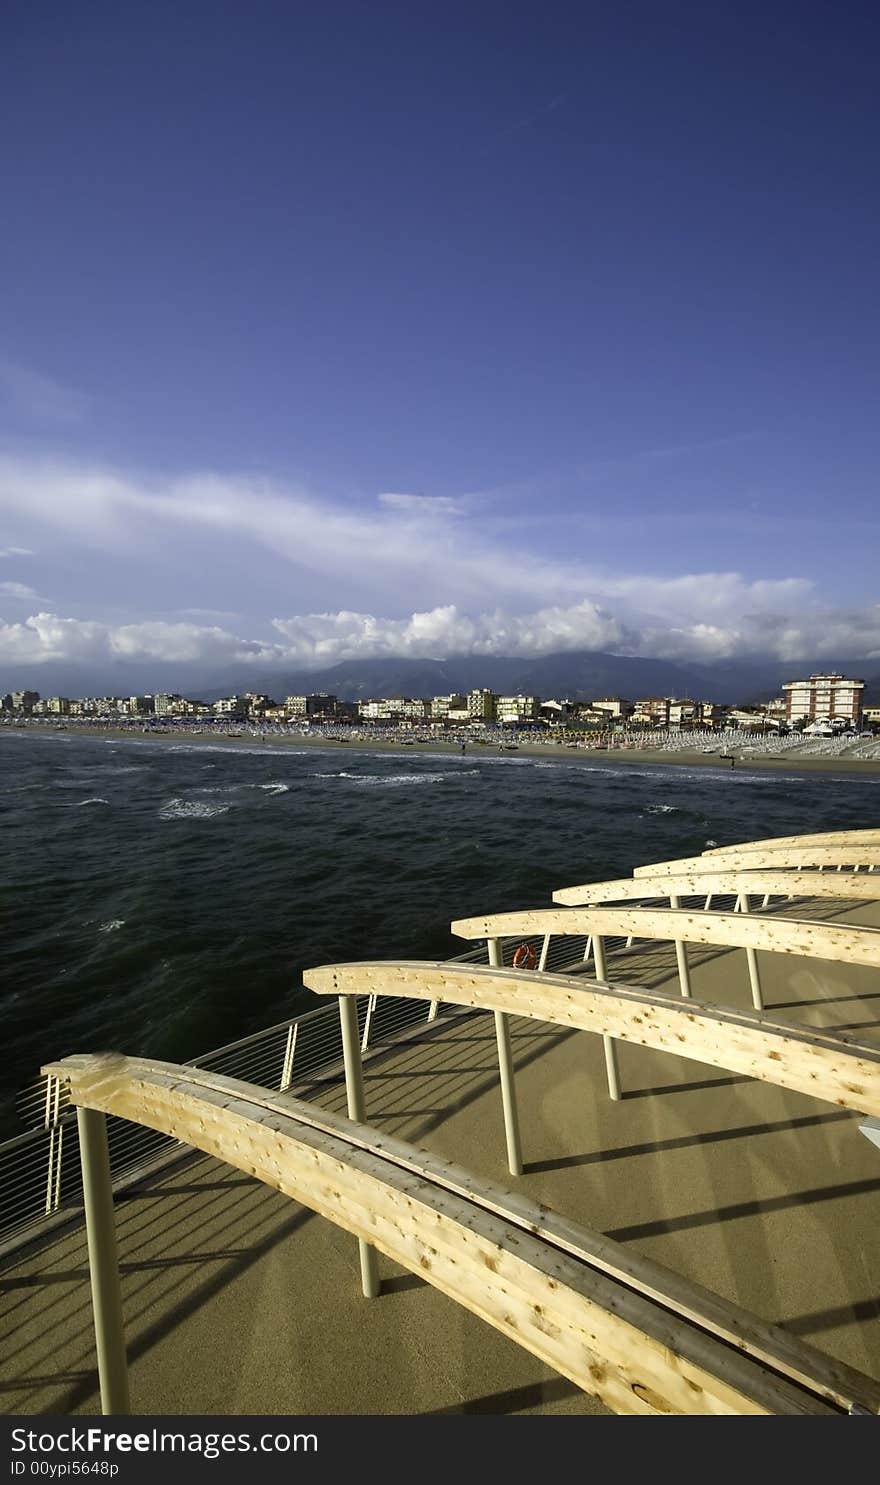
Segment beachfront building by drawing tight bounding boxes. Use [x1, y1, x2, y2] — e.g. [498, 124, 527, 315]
[632, 696, 670, 727]
[539, 698, 573, 727]
[10, 689, 39, 714]
[430, 693, 467, 721]
[358, 697, 431, 725]
[212, 695, 249, 720]
[468, 688, 496, 722]
[783, 673, 864, 727]
[495, 694, 540, 726]
[285, 693, 340, 721]
[591, 697, 633, 720]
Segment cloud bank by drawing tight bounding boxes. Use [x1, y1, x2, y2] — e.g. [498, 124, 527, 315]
[1, 599, 879, 676]
[0, 451, 878, 677]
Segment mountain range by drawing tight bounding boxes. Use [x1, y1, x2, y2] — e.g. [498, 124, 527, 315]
[7, 652, 878, 707]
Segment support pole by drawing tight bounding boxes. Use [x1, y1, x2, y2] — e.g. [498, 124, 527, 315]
[76, 1107, 130, 1415]
[488, 939, 523, 1175]
[537, 933, 551, 972]
[736, 895, 764, 1011]
[339, 997, 380, 1298]
[591, 936, 621, 1100]
[667, 895, 692, 999]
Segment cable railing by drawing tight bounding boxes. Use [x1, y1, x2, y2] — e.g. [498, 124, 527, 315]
[2, 936, 601, 1257]
[0, 886, 839, 1259]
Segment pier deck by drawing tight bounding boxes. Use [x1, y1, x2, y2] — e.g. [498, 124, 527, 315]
[2, 900, 879, 1416]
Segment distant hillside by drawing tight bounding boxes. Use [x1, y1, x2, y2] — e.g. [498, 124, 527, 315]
[5, 652, 878, 709]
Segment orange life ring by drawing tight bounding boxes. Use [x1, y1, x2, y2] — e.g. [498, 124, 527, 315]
[512, 942, 537, 970]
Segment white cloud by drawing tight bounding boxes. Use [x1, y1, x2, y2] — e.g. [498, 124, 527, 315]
[0, 451, 877, 675]
[0, 581, 38, 600]
[271, 599, 624, 665]
[2, 599, 879, 675]
[377, 492, 464, 515]
[0, 546, 34, 558]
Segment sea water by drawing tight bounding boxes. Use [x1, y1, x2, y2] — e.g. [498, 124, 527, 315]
[2, 730, 877, 1130]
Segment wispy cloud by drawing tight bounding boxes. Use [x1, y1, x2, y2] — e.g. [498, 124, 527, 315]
[0, 450, 876, 673]
[0, 545, 34, 558]
[0, 581, 39, 601]
[0, 361, 89, 425]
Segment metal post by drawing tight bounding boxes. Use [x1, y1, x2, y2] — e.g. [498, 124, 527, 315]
[488, 938, 523, 1175]
[736, 895, 764, 1011]
[667, 895, 692, 998]
[279, 1022, 298, 1092]
[338, 997, 380, 1298]
[537, 933, 551, 972]
[77, 1107, 130, 1415]
[361, 993, 377, 1052]
[591, 935, 621, 1100]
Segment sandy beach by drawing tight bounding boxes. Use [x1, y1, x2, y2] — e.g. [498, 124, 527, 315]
[7, 720, 880, 775]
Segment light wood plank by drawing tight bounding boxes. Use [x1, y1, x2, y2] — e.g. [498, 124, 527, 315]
[451, 905, 880, 968]
[44, 1053, 878, 1416]
[552, 869, 880, 906]
[633, 846, 880, 876]
[303, 961, 880, 1117]
[701, 831, 880, 854]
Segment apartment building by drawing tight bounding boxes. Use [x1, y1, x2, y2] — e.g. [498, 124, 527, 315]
[495, 695, 540, 726]
[467, 689, 496, 722]
[782, 673, 864, 726]
[591, 697, 633, 720]
[358, 697, 431, 724]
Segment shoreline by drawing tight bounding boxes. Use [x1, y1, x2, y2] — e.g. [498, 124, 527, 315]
[5, 720, 880, 776]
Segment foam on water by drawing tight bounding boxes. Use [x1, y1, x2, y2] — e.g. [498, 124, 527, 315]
[158, 798, 232, 819]
[73, 797, 110, 806]
[338, 771, 452, 787]
[98, 920, 125, 933]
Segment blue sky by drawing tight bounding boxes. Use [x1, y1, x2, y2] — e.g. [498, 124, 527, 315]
[1, 1, 879, 679]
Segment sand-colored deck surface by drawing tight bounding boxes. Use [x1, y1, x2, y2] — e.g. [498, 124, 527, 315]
[2, 899, 879, 1416]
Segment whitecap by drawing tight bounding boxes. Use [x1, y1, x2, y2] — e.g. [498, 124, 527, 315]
[98, 919, 125, 933]
[258, 782, 290, 793]
[158, 798, 231, 819]
[645, 804, 678, 814]
[73, 798, 110, 806]
[338, 770, 451, 787]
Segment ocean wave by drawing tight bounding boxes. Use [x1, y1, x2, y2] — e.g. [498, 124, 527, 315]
[98, 919, 125, 933]
[73, 797, 110, 806]
[258, 782, 290, 793]
[158, 797, 231, 819]
[645, 804, 679, 813]
[168, 743, 310, 759]
[336, 770, 471, 787]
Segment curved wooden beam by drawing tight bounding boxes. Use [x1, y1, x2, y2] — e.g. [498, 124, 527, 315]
[702, 831, 880, 854]
[633, 846, 880, 876]
[44, 1052, 878, 1416]
[451, 905, 880, 968]
[552, 869, 880, 907]
[303, 961, 880, 1117]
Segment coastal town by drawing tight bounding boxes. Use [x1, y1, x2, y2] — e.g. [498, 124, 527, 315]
[2, 671, 877, 742]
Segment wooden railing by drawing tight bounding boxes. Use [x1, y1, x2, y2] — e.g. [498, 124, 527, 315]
[44, 1052, 880, 1418]
[551, 868, 880, 907]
